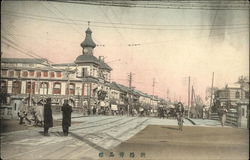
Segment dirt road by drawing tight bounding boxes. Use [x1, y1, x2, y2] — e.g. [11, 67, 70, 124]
[111, 125, 249, 160]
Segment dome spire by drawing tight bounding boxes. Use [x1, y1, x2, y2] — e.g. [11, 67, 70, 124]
[80, 22, 96, 53]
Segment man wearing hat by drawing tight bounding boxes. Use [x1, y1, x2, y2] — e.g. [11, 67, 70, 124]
[61, 99, 72, 136]
[44, 98, 53, 136]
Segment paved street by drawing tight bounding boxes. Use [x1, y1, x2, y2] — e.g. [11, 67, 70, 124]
[1, 116, 248, 160]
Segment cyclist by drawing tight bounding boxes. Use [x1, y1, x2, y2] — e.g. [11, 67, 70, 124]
[176, 102, 185, 131]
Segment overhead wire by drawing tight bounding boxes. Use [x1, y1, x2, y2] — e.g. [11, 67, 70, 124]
[1, 28, 55, 64]
[2, 10, 249, 28]
[51, 0, 249, 10]
[49, 2, 104, 46]
[1, 38, 51, 66]
[2, 12, 248, 32]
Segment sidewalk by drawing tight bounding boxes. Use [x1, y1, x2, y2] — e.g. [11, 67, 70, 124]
[187, 118, 222, 127]
[0, 112, 85, 133]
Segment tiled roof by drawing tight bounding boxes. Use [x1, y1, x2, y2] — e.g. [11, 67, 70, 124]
[109, 82, 122, 91]
[115, 83, 130, 92]
[52, 63, 76, 67]
[99, 60, 112, 71]
[2, 58, 48, 64]
[134, 90, 149, 98]
[75, 54, 100, 65]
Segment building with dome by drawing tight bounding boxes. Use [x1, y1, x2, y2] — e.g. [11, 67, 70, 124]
[1, 27, 162, 114]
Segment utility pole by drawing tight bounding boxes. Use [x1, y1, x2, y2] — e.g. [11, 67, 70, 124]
[152, 78, 156, 96]
[66, 65, 71, 101]
[43, 82, 45, 104]
[166, 88, 169, 101]
[188, 76, 191, 118]
[128, 72, 133, 116]
[209, 72, 214, 119]
[191, 85, 194, 108]
[29, 79, 33, 107]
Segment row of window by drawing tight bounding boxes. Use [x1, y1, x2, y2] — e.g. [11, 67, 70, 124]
[1, 70, 62, 78]
[1, 81, 78, 95]
[218, 91, 248, 99]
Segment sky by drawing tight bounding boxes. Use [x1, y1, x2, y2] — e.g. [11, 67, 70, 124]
[1, 1, 249, 105]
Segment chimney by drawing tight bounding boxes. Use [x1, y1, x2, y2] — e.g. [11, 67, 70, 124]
[99, 56, 104, 62]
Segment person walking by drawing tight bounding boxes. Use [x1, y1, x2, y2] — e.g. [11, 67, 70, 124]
[202, 105, 206, 120]
[61, 99, 72, 136]
[44, 98, 53, 136]
[176, 102, 185, 131]
[219, 106, 228, 127]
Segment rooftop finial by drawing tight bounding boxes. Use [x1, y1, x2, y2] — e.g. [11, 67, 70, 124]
[81, 26, 96, 50]
[88, 21, 90, 27]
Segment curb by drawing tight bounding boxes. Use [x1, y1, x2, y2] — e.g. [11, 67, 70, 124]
[185, 118, 196, 125]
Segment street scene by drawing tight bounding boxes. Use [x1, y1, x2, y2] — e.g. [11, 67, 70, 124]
[1, 1, 249, 160]
[1, 115, 249, 160]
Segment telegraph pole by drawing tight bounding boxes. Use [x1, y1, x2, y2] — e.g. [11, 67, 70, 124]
[166, 88, 170, 102]
[66, 65, 71, 100]
[152, 78, 156, 96]
[29, 79, 33, 107]
[128, 72, 133, 116]
[209, 72, 214, 119]
[188, 76, 191, 118]
[191, 85, 194, 108]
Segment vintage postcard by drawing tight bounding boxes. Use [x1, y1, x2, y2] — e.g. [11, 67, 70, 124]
[1, 0, 249, 160]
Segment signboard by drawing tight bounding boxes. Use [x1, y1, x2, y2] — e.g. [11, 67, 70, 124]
[111, 104, 118, 111]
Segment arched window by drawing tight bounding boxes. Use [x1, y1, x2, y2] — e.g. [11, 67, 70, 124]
[53, 82, 61, 95]
[235, 91, 240, 98]
[12, 81, 21, 94]
[1, 69, 7, 76]
[26, 81, 35, 94]
[56, 71, 62, 78]
[9, 71, 14, 77]
[37, 71, 41, 77]
[40, 82, 49, 95]
[22, 71, 28, 77]
[1, 81, 7, 93]
[43, 71, 48, 77]
[29, 71, 35, 77]
[15, 70, 21, 77]
[66, 83, 75, 95]
[50, 72, 55, 78]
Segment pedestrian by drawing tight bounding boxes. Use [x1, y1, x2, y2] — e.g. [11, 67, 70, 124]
[61, 99, 72, 136]
[219, 106, 228, 127]
[176, 102, 185, 131]
[18, 100, 31, 125]
[93, 107, 96, 115]
[44, 98, 53, 136]
[202, 106, 206, 120]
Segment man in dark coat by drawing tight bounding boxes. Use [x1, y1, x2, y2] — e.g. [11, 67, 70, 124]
[44, 98, 53, 136]
[61, 99, 72, 136]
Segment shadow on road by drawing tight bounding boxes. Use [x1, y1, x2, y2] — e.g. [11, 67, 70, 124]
[161, 126, 179, 130]
[38, 131, 65, 136]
